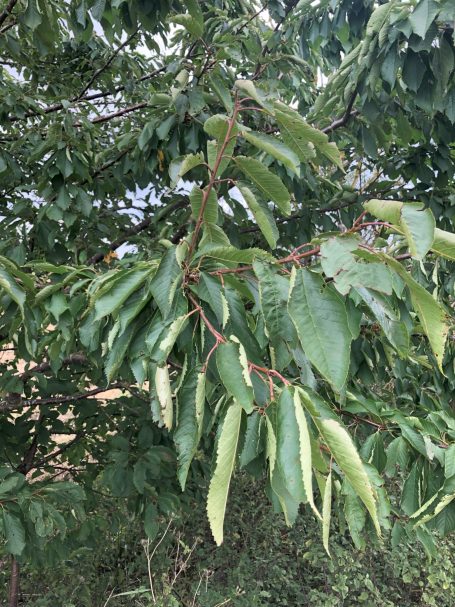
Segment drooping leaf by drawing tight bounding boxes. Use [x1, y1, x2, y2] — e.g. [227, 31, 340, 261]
[174, 369, 205, 489]
[299, 389, 380, 536]
[380, 255, 449, 370]
[276, 387, 306, 503]
[242, 130, 300, 175]
[216, 338, 254, 413]
[294, 389, 321, 519]
[432, 228, 455, 260]
[288, 268, 352, 391]
[234, 156, 291, 215]
[190, 186, 218, 224]
[155, 365, 173, 430]
[207, 400, 242, 545]
[322, 470, 332, 556]
[149, 248, 183, 318]
[3, 511, 26, 556]
[94, 268, 152, 320]
[238, 183, 279, 249]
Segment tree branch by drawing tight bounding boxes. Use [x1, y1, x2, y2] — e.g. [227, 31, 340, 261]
[77, 30, 139, 100]
[86, 198, 188, 265]
[0, 384, 126, 413]
[74, 101, 149, 127]
[30, 432, 84, 470]
[322, 91, 358, 134]
[7, 67, 166, 122]
[0, 0, 18, 27]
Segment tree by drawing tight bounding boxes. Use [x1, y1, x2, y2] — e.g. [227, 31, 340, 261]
[1, 0, 455, 602]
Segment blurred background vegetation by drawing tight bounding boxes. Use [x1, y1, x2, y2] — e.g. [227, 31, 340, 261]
[2, 474, 454, 607]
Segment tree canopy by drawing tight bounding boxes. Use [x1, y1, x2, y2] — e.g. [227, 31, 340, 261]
[1, 0, 455, 589]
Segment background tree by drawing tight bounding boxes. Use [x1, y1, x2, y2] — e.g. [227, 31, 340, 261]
[1, 0, 455, 604]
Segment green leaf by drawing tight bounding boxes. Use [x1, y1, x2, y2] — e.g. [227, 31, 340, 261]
[234, 156, 291, 215]
[144, 503, 159, 541]
[253, 261, 294, 345]
[3, 511, 26, 556]
[190, 186, 218, 224]
[294, 389, 321, 519]
[409, 0, 439, 39]
[174, 369, 205, 489]
[276, 387, 306, 503]
[432, 228, 455, 260]
[237, 184, 278, 249]
[274, 102, 344, 170]
[242, 131, 300, 175]
[94, 268, 152, 320]
[156, 314, 189, 364]
[0, 268, 26, 313]
[318, 416, 380, 535]
[169, 153, 204, 186]
[322, 470, 332, 556]
[379, 255, 449, 370]
[343, 483, 366, 549]
[235, 80, 275, 114]
[149, 248, 183, 318]
[239, 411, 264, 468]
[209, 74, 233, 113]
[207, 400, 242, 545]
[364, 199, 435, 260]
[105, 317, 140, 382]
[216, 339, 254, 413]
[196, 245, 272, 264]
[155, 365, 173, 430]
[266, 413, 300, 526]
[356, 287, 409, 356]
[320, 236, 393, 295]
[171, 13, 203, 37]
[288, 269, 352, 391]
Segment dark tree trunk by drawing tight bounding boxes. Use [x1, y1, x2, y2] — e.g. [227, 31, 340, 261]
[8, 557, 20, 607]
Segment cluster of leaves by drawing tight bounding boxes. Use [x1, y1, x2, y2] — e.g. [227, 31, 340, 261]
[1, 0, 455, 596]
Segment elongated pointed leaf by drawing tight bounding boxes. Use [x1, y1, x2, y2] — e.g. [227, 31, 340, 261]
[207, 400, 242, 545]
[320, 418, 380, 535]
[234, 156, 290, 215]
[149, 247, 182, 318]
[379, 254, 449, 370]
[242, 131, 300, 175]
[253, 261, 295, 345]
[276, 387, 306, 502]
[275, 102, 343, 170]
[294, 390, 321, 519]
[235, 80, 275, 114]
[288, 268, 352, 390]
[322, 470, 332, 556]
[190, 186, 218, 224]
[266, 411, 300, 525]
[155, 365, 173, 430]
[216, 339, 254, 413]
[157, 314, 189, 364]
[174, 369, 205, 489]
[298, 388, 380, 535]
[94, 268, 152, 320]
[239, 411, 264, 468]
[238, 183, 278, 249]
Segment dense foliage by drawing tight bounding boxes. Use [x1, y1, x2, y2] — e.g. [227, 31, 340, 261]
[2, 476, 455, 606]
[1, 0, 455, 602]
